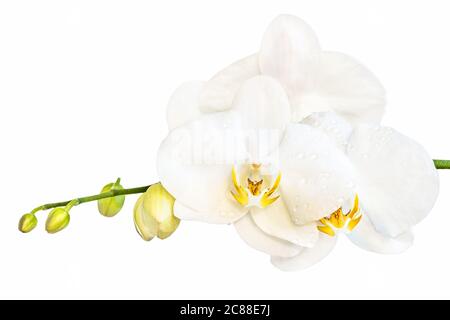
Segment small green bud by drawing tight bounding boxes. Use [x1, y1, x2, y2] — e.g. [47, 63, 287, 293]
[46, 208, 70, 234]
[18, 213, 38, 233]
[133, 183, 179, 241]
[97, 179, 125, 217]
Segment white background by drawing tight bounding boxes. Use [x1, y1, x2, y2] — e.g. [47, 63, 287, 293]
[1, 0, 450, 299]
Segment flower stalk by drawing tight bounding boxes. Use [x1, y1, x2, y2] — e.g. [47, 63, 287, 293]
[29, 184, 152, 216]
[434, 159, 450, 170]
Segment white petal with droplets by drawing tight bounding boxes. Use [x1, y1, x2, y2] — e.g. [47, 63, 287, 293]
[279, 123, 357, 224]
[301, 112, 353, 151]
[347, 125, 439, 237]
[250, 199, 318, 247]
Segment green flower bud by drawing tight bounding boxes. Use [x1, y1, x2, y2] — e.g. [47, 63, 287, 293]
[46, 208, 70, 234]
[18, 213, 38, 233]
[97, 179, 125, 217]
[133, 183, 179, 241]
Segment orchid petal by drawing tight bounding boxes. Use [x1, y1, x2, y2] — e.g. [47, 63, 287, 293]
[347, 214, 413, 254]
[199, 54, 260, 112]
[259, 15, 320, 93]
[348, 125, 439, 237]
[157, 111, 248, 223]
[250, 198, 319, 247]
[271, 233, 337, 271]
[279, 123, 357, 224]
[167, 81, 205, 130]
[234, 214, 302, 258]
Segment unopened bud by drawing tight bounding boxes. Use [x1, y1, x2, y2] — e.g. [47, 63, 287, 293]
[46, 208, 70, 234]
[18, 213, 38, 233]
[133, 183, 179, 241]
[97, 179, 125, 217]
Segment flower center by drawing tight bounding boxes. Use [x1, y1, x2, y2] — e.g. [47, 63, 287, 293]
[230, 165, 281, 208]
[317, 195, 362, 237]
[247, 178, 263, 196]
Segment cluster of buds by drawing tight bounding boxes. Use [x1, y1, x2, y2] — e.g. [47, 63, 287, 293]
[18, 179, 125, 234]
[18, 199, 77, 234]
[18, 179, 180, 241]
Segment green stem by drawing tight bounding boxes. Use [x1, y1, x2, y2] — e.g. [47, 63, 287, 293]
[434, 159, 450, 169]
[30, 185, 151, 214]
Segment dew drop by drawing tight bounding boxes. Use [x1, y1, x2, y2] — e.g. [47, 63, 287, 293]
[310, 154, 318, 160]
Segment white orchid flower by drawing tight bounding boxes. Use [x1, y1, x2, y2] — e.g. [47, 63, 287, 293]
[157, 16, 439, 271]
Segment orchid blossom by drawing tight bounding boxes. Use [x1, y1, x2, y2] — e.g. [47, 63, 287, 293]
[158, 15, 439, 270]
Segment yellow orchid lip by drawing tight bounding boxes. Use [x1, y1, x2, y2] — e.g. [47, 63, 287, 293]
[230, 166, 281, 208]
[317, 195, 362, 236]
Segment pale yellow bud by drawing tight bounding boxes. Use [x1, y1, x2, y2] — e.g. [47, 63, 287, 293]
[133, 183, 179, 241]
[18, 213, 38, 233]
[97, 179, 125, 217]
[46, 208, 70, 234]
